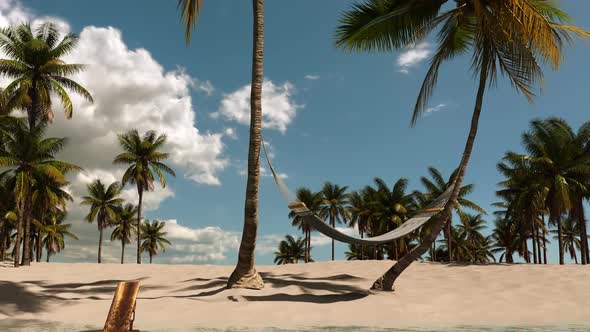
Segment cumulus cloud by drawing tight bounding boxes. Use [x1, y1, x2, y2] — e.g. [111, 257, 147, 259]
[0, 0, 236, 263]
[397, 42, 432, 74]
[213, 80, 301, 134]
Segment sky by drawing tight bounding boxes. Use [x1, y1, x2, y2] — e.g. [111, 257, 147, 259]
[1, 0, 589, 265]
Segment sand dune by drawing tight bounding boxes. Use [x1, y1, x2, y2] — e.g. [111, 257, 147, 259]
[1, 261, 589, 330]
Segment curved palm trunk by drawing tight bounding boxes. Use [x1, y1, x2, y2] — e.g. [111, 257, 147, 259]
[137, 187, 144, 264]
[371, 61, 489, 291]
[227, 0, 265, 290]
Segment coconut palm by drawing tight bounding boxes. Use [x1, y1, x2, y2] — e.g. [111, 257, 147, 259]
[110, 203, 138, 264]
[348, 189, 373, 260]
[289, 188, 322, 263]
[140, 220, 171, 264]
[320, 182, 350, 260]
[31, 172, 72, 262]
[178, 0, 266, 289]
[0, 121, 79, 267]
[414, 167, 485, 262]
[0, 174, 16, 261]
[551, 216, 582, 264]
[505, 118, 590, 264]
[0, 22, 93, 128]
[81, 180, 123, 264]
[38, 211, 77, 262]
[273, 235, 307, 265]
[113, 129, 175, 264]
[335, 0, 588, 291]
[457, 213, 487, 259]
[490, 217, 520, 263]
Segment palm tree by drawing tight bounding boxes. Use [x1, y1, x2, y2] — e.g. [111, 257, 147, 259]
[414, 167, 485, 262]
[113, 129, 175, 264]
[0, 121, 79, 267]
[490, 217, 519, 263]
[506, 118, 590, 264]
[551, 216, 581, 264]
[289, 188, 322, 263]
[140, 220, 171, 264]
[335, 0, 588, 291]
[38, 211, 77, 262]
[369, 178, 415, 260]
[110, 203, 138, 264]
[178, 0, 266, 289]
[0, 22, 93, 128]
[457, 213, 487, 259]
[31, 172, 72, 262]
[81, 180, 123, 264]
[273, 235, 307, 265]
[0, 175, 16, 261]
[348, 190, 372, 259]
[320, 182, 350, 260]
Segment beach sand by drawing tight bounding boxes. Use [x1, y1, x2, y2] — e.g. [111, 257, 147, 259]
[1, 260, 589, 330]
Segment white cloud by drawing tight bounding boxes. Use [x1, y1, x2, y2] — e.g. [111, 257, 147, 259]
[425, 103, 447, 115]
[223, 127, 238, 140]
[397, 42, 432, 74]
[304, 74, 320, 80]
[213, 80, 302, 134]
[194, 79, 215, 96]
[162, 220, 241, 263]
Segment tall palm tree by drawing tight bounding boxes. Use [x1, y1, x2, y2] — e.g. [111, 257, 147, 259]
[0, 22, 93, 128]
[0, 121, 78, 267]
[506, 118, 590, 264]
[140, 220, 171, 264]
[110, 203, 138, 264]
[320, 182, 350, 260]
[38, 211, 77, 262]
[113, 129, 175, 264]
[348, 190, 372, 259]
[178, 0, 266, 289]
[0, 174, 16, 261]
[414, 167, 485, 262]
[81, 180, 123, 264]
[273, 235, 307, 265]
[335, 0, 588, 290]
[289, 188, 322, 263]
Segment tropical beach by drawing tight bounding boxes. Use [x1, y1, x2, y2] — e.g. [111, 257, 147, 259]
[1, 0, 590, 331]
[2, 261, 590, 331]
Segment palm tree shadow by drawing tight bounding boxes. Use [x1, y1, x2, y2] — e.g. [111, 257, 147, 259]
[0, 281, 53, 315]
[241, 292, 368, 303]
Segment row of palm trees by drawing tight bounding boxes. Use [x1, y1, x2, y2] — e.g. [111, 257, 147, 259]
[82, 178, 172, 264]
[275, 119, 590, 266]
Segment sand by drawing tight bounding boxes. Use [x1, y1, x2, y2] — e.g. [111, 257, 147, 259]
[1, 260, 589, 330]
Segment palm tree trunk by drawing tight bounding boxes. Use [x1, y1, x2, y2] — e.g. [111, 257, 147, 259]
[121, 241, 125, 264]
[575, 197, 588, 265]
[542, 219, 548, 264]
[531, 218, 537, 264]
[331, 214, 335, 260]
[98, 223, 103, 264]
[0, 231, 6, 261]
[46, 248, 50, 262]
[571, 245, 578, 264]
[447, 220, 452, 262]
[149, 252, 152, 264]
[360, 231, 364, 260]
[137, 186, 143, 264]
[555, 212, 564, 265]
[227, 0, 265, 290]
[371, 57, 489, 291]
[21, 192, 32, 266]
[36, 231, 42, 263]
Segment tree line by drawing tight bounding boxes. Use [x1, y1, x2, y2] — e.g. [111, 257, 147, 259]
[274, 118, 590, 266]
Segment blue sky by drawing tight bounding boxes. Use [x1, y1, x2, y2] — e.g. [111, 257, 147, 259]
[8, 0, 590, 264]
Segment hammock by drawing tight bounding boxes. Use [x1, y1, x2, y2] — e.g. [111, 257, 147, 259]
[262, 139, 454, 245]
